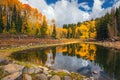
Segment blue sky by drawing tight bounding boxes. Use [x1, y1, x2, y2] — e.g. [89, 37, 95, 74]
[20, 0, 120, 27]
[46, 0, 115, 11]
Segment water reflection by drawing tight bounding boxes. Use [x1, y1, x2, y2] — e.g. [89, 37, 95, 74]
[10, 43, 120, 80]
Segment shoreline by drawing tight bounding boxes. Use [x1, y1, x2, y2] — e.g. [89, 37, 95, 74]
[85, 41, 120, 50]
[0, 39, 120, 80]
[0, 39, 81, 57]
[1, 38, 120, 57]
[0, 58, 93, 80]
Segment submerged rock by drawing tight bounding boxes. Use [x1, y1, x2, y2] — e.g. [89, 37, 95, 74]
[3, 63, 25, 73]
[50, 75, 61, 80]
[93, 70, 98, 74]
[2, 72, 22, 80]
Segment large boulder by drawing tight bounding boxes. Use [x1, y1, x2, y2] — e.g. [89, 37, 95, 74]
[50, 75, 61, 80]
[2, 72, 22, 80]
[3, 64, 24, 73]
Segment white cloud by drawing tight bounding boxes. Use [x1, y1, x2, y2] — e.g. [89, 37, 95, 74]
[79, 2, 91, 11]
[19, 0, 120, 27]
[19, 0, 90, 27]
[53, 0, 90, 27]
[89, 0, 105, 19]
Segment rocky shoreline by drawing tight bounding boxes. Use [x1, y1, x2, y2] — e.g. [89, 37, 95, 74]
[0, 58, 94, 80]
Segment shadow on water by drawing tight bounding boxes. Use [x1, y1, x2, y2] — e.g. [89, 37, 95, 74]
[10, 43, 120, 80]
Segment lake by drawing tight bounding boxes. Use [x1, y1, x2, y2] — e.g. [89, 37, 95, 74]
[10, 43, 120, 80]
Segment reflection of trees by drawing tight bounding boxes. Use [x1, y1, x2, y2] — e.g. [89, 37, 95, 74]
[10, 49, 47, 65]
[10, 44, 120, 80]
[63, 44, 96, 61]
[95, 46, 120, 80]
[52, 47, 56, 60]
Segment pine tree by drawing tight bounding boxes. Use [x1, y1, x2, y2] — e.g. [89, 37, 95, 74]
[0, 9, 3, 33]
[10, 21, 17, 34]
[40, 16, 48, 38]
[52, 24, 57, 39]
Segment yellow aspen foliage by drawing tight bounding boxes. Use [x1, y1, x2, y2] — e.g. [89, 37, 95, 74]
[76, 20, 96, 39]
[75, 44, 96, 61]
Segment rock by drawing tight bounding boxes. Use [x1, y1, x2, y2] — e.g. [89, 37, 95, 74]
[63, 76, 72, 80]
[0, 58, 9, 65]
[90, 77, 94, 80]
[24, 74, 32, 80]
[47, 74, 52, 78]
[3, 64, 25, 74]
[43, 70, 49, 75]
[22, 67, 28, 73]
[54, 69, 70, 74]
[83, 77, 94, 80]
[93, 70, 98, 74]
[39, 66, 48, 71]
[50, 75, 61, 80]
[62, 70, 70, 74]
[27, 68, 35, 74]
[2, 72, 22, 80]
[38, 74, 48, 80]
[34, 68, 43, 74]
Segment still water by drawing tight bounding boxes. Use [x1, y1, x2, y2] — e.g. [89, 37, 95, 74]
[10, 43, 120, 80]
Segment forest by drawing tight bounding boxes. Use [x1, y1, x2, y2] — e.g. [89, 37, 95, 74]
[0, 0, 120, 40]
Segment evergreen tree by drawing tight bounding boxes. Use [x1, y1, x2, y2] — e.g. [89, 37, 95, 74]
[0, 12, 3, 33]
[115, 7, 120, 36]
[16, 13, 22, 33]
[52, 24, 57, 39]
[10, 21, 17, 34]
[40, 16, 48, 38]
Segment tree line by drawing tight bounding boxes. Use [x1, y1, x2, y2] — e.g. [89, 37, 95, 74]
[1, 0, 120, 40]
[96, 7, 120, 41]
[0, 0, 57, 39]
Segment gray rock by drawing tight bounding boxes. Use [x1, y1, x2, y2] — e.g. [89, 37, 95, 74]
[39, 66, 48, 71]
[24, 74, 32, 80]
[22, 67, 28, 73]
[2, 72, 22, 80]
[3, 64, 24, 73]
[47, 74, 52, 78]
[63, 76, 72, 80]
[43, 70, 49, 75]
[0, 58, 9, 65]
[38, 74, 48, 80]
[34, 68, 43, 74]
[27, 68, 35, 74]
[54, 69, 70, 74]
[83, 77, 94, 80]
[50, 75, 61, 80]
